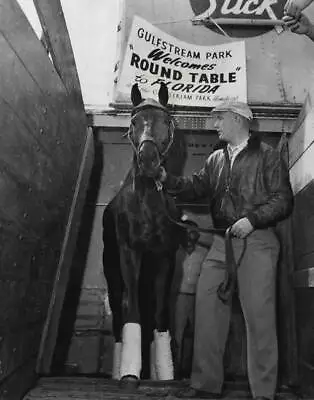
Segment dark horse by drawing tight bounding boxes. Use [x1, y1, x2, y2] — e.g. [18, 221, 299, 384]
[102, 83, 187, 387]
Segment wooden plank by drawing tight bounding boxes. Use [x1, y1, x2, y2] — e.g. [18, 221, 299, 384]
[22, 377, 241, 399]
[88, 110, 297, 133]
[276, 216, 299, 386]
[288, 86, 314, 194]
[289, 91, 314, 168]
[33, 0, 85, 114]
[0, 356, 37, 400]
[23, 376, 298, 399]
[290, 141, 314, 194]
[37, 129, 94, 374]
[0, 98, 59, 197]
[0, 164, 56, 231]
[0, 325, 42, 382]
[0, 0, 76, 166]
[295, 289, 314, 396]
[293, 215, 314, 263]
[275, 133, 299, 386]
[32, 0, 88, 181]
[0, 0, 65, 94]
[292, 181, 314, 264]
[0, 229, 37, 282]
[0, 1, 90, 397]
[0, 279, 50, 331]
[62, 334, 112, 375]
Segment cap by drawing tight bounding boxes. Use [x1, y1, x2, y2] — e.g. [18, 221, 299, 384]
[211, 101, 253, 121]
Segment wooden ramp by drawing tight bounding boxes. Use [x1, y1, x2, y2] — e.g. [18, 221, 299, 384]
[22, 377, 297, 400]
[22, 377, 246, 400]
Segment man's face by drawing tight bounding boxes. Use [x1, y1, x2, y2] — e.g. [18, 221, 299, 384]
[213, 111, 237, 143]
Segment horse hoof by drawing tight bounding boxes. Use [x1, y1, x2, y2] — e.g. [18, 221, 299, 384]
[119, 375, 140, 391]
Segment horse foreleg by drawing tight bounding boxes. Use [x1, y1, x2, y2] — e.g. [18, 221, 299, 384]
[152, 254, 175, 380]
[119, 244, 142, 388]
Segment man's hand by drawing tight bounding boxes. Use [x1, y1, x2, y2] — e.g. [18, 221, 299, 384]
[158, 166, 167, 182]
[230, 217, 254, 239]
[283, 12, 313, 35]
[284, 0, 314, 19]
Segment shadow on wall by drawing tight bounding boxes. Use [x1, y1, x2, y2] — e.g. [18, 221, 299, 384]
[51, 137, 104, 374]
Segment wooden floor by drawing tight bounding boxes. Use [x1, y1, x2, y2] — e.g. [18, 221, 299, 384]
[22, 377, 299, 400]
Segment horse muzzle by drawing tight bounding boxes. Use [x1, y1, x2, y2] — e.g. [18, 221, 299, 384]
[138, 141, 162, 177]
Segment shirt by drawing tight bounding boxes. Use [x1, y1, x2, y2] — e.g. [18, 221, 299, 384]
[227, 139, 248, 169]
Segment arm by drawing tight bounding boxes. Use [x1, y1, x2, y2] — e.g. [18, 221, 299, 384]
[283, 12, 314, 41]
[246, 150, 294, 229]
[159, 157, 212, 202]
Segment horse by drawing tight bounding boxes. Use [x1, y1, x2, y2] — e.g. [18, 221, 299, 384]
[102, 83, 189, 388]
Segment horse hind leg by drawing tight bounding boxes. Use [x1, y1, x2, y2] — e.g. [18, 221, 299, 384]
[153, 330, 173, 380]
[110, 293, 123, 380]
[102, 205, 123, 380]
[105, 276, 124, 380]
[118, 246, 142, 389]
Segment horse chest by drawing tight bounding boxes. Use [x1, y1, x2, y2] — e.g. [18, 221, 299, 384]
[116, 186, 173, 250]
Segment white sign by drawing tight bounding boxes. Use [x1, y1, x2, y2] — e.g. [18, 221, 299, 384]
[117, 15, 247, 107]
[289, 88, 314, 194]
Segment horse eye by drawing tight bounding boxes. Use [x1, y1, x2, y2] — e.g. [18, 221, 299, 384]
[131, 116, 137, 126]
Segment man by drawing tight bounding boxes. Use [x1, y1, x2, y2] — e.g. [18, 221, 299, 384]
[283, 0, 314, 40]
[158, 101, 293, 400]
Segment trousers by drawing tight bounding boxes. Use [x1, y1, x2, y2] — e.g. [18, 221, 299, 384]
[190, 229, 280, 399]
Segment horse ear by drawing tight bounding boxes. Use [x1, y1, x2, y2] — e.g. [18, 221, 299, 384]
[131, 83, 142, 106]
[158, 82, 169, 107]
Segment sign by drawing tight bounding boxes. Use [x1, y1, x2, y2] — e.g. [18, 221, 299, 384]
[117, 16, 247, 107]
[289, 86, 314, 194]
[189, 0, 285, 37]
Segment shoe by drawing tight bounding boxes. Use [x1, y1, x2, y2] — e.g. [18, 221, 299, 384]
[173, 386, 222, 399]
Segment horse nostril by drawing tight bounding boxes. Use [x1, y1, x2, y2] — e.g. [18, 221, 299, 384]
[151, 153, 158, 164]
[138, 143, 161, 172]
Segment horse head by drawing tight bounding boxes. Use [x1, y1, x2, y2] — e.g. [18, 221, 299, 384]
[127, 83, 175, 178]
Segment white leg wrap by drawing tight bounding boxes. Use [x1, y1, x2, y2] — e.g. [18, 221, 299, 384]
[112, 342, 122, 380]
[120, 323, 142, 378]
[154, 329, 174, 380]
[150, 340, 157, 380]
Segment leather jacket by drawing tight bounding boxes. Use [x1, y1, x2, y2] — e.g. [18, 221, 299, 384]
[164, 135, 294, 230]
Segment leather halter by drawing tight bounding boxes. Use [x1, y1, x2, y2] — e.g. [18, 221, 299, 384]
[126, 100, 175, 160]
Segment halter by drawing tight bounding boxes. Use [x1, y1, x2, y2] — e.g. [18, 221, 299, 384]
[126, 100, 175, 159]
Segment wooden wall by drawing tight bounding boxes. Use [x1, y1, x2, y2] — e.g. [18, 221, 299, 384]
[0, 1, 91, 399]
[288, 89, 314, 396]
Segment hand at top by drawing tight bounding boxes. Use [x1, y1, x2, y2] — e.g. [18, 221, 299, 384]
[158, 166, 167, 183]
[284, 0, 314, 19]
[283, 12, 313, 35]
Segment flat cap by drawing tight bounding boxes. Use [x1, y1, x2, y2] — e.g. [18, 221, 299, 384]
[211, 101, 253, 121]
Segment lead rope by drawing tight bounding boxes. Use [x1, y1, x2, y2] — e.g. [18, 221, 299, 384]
[155, 182, 246, 304]
[217, 228, 247, 305]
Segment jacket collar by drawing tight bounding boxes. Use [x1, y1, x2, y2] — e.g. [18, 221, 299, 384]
[213, 133, 260, 152]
